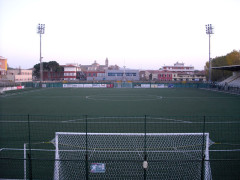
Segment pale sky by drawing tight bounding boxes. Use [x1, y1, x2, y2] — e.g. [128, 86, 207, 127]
[0, 0, 239, 70]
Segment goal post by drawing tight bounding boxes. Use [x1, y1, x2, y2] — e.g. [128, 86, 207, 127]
[54, 132, 212, 179]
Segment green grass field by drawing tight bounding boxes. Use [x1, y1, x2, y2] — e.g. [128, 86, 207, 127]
[1, 87, 240, 116]
[0, 87, 240, 179]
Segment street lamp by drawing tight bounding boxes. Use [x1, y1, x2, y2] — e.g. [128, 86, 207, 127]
[37, 24, 45, 86]
[205, 24, 214, 82]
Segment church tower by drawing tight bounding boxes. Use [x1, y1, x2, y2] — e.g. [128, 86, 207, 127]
[105, 58, 109, 67]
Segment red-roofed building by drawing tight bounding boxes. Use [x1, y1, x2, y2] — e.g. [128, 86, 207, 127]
[142, 70, 175, 81]
[83, 71, 106, 81]
[63, 64, 81, 81]
[158, 71, 175, 81]
[43, 71, 64, 81]
[162, 62, 194, 74]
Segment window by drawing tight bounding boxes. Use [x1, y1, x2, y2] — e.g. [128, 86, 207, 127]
[108, 73, 123, 76]
[126, 73, 136, 76]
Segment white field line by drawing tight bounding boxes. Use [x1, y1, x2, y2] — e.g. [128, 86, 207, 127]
[1, 148, 55, 151]
[61, 116, 145, 122]
[85, 94, 163, 101]
[151, 117, 193, 123]
[61, 118, 85, 122]
[0, 88, 48, 97]
[1, 120, 240, 124]
[1, 147, 240, 153]
[200, 88, 240, 96]
[86, 95, 239, 99]
[209, 149, 240, 152]
[0, 121, 60, 123]
[164, 96, 239, 99]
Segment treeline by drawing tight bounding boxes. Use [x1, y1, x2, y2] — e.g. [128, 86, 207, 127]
[33, 61, 63, 79]
[205, 50, 240, 81]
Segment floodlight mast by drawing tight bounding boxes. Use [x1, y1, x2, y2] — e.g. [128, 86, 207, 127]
[205, 24, 214, 82]
[37, 24, 45, 86]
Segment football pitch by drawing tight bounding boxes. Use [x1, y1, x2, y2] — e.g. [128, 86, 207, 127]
[1, 87, 240, 116]
[0, 87, 240, 179]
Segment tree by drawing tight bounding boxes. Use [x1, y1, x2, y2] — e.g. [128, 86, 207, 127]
[149, 73, 152, 81]
[205, 50, 240, 81]
[108, 65, 120, 70]
[226, 50, 240, 65]
[47, 61, 64, 72]
[33, 61, 63, 79]
[211, 55, 230, 81]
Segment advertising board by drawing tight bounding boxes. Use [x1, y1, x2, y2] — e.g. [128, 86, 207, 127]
[84, 84, 93, 88]
[141, 84, 151, 88]
[157, 84, 165, 88]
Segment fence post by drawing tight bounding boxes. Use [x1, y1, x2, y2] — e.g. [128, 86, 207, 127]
[24, 143, 27, 180]
[27, 114, 32, 180]
[85, 115, 89, 180]
[201, 116, 206, 180]
[144, 115, 147, 180]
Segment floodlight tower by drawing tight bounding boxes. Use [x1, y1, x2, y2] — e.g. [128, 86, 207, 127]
[37, 24, 45, 86]
[205, 24, 214, 82]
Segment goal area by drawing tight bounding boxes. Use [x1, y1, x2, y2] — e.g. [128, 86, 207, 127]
[54, 132, 212, 179]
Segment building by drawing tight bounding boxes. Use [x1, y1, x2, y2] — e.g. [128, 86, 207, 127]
[105, 69, 139, 81]
[140, 62, 205, 82]
[80, 58, 109, 71]
[162, 62, 194, 74]
[85, 71, 106, 81]
[63, 58, 110, 81]
[85, 69, 139, 81]
[6, 69, 32, 82]
[63, 64, 81, 81]
[173, 72, 206, 82]
[0, 56, 7, 77]
[142, 70, 173, 81]
[144, 70, 160, 81]
[160, 62, 206, 82]
[62, 60, 205, 82]
[158, 71, 176, 81]
[43, 71, 64, 81]
[139, 71, 147, 81]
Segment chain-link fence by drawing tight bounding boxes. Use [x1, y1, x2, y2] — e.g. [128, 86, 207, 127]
[0, 115, 240, 179]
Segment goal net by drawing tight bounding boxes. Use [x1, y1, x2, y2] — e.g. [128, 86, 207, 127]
[53, 133, 212, 180]
[114, 82, 133, 88]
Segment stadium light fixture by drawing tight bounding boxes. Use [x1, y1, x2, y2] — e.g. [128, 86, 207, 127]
[37, 24, 45, 86]
[205, 24, 214, 82]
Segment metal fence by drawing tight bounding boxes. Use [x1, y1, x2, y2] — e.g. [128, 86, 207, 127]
[0, 115, 240, 179]
[20, 82, 211, 88]
[205, 83, 240, 94]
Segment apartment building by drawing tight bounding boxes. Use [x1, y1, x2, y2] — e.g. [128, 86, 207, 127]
[6, 69, 32, 82]
[0, 56, 7, 76]
[63, 64, 81, 81]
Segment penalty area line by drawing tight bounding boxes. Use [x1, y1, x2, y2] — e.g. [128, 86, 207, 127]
[152, 117, 192, 123]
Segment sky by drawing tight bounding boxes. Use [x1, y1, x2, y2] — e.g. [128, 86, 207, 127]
[0, 0, 240, 70]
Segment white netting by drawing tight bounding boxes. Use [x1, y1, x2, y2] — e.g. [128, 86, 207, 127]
[54, 133, 212, 180]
